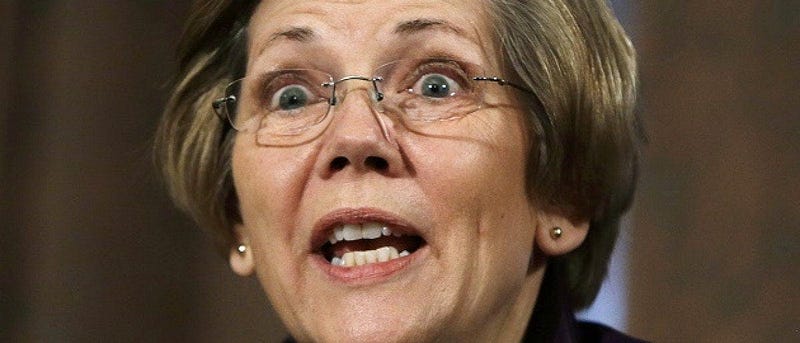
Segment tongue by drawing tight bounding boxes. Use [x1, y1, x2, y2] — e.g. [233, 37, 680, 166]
[329, 236, 422, 257]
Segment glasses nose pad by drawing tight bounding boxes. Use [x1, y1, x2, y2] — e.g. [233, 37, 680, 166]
[370, 90, 385, 113]
[372, 78, 385, 102]
[368, 78, 388, 115]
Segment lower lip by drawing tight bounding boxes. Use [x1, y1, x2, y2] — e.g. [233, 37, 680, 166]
[312, 245, 429, 285]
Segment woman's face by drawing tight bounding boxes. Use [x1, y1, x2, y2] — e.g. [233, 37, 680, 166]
[231, 0, 547, 341]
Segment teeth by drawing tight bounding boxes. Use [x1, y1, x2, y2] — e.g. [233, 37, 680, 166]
[365, 250, 378, 264]
[336, 246, 411, 267]
[326, 222, 404, 245]
[354, 251, 366, 266]
[343, 251, 355, 266]
[362, 223, 382, 239]
[377, 246, 390, 262]
[334, 227, 345, 241]
[343, 224, 362, 241]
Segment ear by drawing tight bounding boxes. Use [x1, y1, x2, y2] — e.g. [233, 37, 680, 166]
[535, 210, 589, 256]
[229, 225, 255, 276]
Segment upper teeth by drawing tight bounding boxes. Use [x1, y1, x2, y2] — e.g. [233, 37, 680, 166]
[328, 222, 401, 245]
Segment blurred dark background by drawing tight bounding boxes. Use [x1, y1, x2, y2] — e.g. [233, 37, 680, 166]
[1, 1, 797, 342]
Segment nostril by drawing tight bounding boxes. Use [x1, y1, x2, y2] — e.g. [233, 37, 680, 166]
[328, 156, 389, 173]
[330, 156, 349, 171]
[365, 156, 388, 171]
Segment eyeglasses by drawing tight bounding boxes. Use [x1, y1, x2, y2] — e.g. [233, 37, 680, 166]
[212, 58, 533, 145]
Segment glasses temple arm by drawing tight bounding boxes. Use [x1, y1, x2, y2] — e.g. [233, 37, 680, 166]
[212, 95, 236, 120]
[472, 76, 537, 95]
[473, 76, 553, 145]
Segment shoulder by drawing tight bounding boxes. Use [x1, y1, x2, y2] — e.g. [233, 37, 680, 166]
[574, 321, 649, 343]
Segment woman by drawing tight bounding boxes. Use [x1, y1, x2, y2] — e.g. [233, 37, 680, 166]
[156, 0, 643, 341]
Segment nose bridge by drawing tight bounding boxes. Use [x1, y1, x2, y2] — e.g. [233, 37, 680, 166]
[332, 76, 382, 106]
[313, 74, 403, 178]
[330, 77, 393, 144]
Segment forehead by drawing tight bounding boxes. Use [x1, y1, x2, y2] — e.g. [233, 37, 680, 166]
[246, 0, 497, 71]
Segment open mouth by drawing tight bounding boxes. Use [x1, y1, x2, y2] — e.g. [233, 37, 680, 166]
[317, 222, 425, 267]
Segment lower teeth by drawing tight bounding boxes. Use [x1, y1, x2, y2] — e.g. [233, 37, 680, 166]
[331, 246, 410, 267]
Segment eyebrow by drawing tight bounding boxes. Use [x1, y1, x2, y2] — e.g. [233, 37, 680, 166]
[393, 18, 464, 36]
[268, 26, 317, 43]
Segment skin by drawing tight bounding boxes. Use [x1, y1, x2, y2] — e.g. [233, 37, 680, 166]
[229, 1, 588, 342]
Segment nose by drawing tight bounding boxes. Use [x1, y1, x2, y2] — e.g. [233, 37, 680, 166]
[315, 85, 406, 179]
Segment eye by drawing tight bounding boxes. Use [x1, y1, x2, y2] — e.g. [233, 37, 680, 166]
[400, 60, 472, 99]
[256, 69, 330, 114]
[271, 85, 311, 111]
[416, 74, 460, 98]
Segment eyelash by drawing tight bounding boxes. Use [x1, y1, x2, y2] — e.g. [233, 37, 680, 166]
[256, 72, 320, 103]
[395, 60, 472, 91]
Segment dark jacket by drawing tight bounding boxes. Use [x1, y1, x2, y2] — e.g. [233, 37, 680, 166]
[523, 266, 647, 343]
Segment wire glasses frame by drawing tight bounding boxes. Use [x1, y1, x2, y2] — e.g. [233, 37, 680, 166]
[212, 58, 535, 145]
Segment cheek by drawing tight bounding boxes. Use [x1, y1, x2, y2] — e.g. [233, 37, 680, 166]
[406, 111, 534, 276]
[414, 115, 530, 219]
[409, 113, 537, 315]
[231, 137, 317, 235]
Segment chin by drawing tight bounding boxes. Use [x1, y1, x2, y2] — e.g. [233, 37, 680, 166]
[293, 250, 453, 342]
[287, 286, 452, 342]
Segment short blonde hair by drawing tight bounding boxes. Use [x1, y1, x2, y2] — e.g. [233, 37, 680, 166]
[155, 0, 640, 309]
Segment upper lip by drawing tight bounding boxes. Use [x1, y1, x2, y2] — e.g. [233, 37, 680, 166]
[309, 207, 423, 252]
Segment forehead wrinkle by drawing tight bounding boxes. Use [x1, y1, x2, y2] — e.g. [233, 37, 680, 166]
[248, 0, 330, 63]
[248, 1, 497, 71]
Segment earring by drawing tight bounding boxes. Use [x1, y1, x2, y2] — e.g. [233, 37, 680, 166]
[237, 244, 247, 254]
[550, 227, 563, 240]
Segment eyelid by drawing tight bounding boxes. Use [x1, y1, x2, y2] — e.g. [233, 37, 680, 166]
[257, 70, 318, 86]
[258, 70, 327, 92]
[396, 59, 472, 93]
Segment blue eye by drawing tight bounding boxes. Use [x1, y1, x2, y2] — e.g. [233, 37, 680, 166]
[416, 73, 461, 98]
[272, 85, 310, 111]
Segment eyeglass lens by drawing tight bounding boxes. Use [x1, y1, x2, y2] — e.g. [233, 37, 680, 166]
[222, 58, 489, 143]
